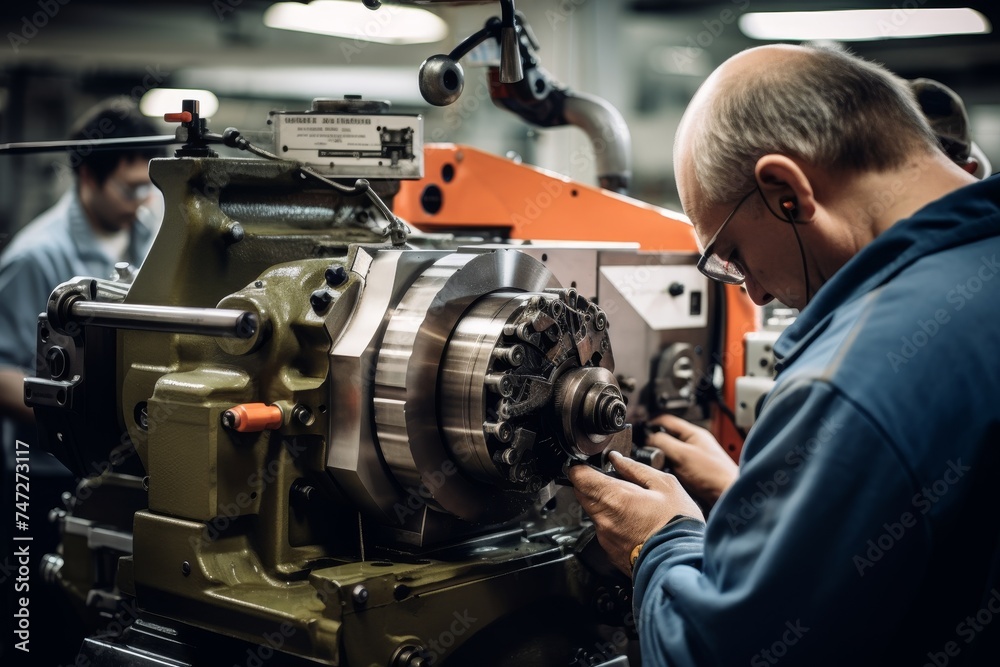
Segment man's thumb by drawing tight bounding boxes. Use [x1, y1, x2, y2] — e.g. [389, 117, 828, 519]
[609, 451, 659, 489]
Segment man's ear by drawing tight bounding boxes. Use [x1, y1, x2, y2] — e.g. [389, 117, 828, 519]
[754, 154, 817, 222]
[77, 165, 97, 192]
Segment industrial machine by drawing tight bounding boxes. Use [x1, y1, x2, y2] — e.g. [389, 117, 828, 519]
[9, 2, 758, 665]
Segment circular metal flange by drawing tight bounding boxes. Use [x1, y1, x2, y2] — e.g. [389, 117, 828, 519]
[373, 249, 555, 522]
[374, 248, 623, 524]
[438, 292, 530, 485]
[440, 290, 621, 492]
[554, 366, 625, 458]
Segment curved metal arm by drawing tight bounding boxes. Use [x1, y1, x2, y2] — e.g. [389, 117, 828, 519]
[562, 92, 632, 194]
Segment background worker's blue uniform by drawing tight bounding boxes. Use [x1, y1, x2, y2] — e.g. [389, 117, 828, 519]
[633, 174, 1000, 666]
[0, 189, 155, 375]
[0, 188, 156, 665]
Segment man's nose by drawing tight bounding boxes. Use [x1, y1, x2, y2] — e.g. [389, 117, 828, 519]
[743, 276, 774, 307]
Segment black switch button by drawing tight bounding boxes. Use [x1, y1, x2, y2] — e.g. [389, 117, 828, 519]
[690, 290, 702, 316]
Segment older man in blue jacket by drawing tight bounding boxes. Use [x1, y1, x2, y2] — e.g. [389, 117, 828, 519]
[569, 44, 1000, 665]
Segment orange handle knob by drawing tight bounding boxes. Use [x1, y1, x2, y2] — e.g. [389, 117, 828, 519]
[222, 403, 283, 432]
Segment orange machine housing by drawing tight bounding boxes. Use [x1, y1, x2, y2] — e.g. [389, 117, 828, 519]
[397, 144, 759, 461]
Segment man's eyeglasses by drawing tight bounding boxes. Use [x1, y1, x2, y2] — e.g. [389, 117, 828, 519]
[110, 179, 154, 202]
[696, 188, 756, 285]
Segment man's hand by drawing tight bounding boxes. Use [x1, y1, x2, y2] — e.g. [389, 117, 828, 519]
[0, 367, 33, 423]
[568, 451, 704, 575]
[646, 414, 738, 511]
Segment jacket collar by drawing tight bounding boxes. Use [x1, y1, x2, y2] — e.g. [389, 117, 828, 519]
[67, 187, 154, 266]
[774, 174, 1000, 373]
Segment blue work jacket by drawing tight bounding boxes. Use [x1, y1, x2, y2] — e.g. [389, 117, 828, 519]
[633, 174, 1000, 666]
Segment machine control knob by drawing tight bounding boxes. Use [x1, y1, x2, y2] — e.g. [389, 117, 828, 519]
[221, 403, 283, 432]
[418, 54, 465, 107]
[668, 281, 685, 297]
[325, 265, 348, 287]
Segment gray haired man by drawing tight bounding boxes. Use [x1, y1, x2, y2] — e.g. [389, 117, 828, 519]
[570, 44, 1000, 666]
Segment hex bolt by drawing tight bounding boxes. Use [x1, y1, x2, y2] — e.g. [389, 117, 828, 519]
[292, 404, 314, 426]
[224, 223, 245, 245]
[45, 346, 68, 380]
[325, 265, 348, 287]
[484, 420, 514, 444]
[485, 373, 514, 397]
[548, 299, 564, 318]
[310, 289, 333, 313]
[291, 480, 317, 506]
[617, 375, 637, 393]
[493, 344, 525, 367]
[391, 646, 431, 667]
[352, 584, 369, 606]
[393, 583, 411, 601]
[220, 410, 237, 430]
[40, 554, 64, 585]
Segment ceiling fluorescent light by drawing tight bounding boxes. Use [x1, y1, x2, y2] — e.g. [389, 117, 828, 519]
[177, 66, 425, 106]
[739, 8, 991, 42]
[140, 88, 219, 118]
[264, 0, 448, 45]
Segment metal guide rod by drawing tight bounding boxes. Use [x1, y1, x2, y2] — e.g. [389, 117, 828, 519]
[69, 301, 257, 339]
[0, 135, 178, 155]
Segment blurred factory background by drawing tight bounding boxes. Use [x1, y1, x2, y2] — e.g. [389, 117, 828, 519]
[0, 0, 997, 240]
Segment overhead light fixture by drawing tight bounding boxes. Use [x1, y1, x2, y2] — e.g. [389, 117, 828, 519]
[177, 66, 425, 106]
[139, 88, 219, 118]
[739, 8, 991, 42]
[264, 0, 448, 45]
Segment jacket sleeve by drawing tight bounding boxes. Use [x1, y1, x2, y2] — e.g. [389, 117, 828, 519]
[631, 379, 929, 666]
[0, 253, 55, 372]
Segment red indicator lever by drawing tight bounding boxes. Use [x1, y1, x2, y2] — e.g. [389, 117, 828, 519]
[164, 111, 193, 123]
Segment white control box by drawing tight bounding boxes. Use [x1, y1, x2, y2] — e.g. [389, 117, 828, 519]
[271, 111, 423, 179]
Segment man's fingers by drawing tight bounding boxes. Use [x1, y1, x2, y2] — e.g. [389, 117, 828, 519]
[609, 451, 664, 489]
[648, 413, 703, 440]
[566, 463, 608, 499]
[646, 430, 688, 463]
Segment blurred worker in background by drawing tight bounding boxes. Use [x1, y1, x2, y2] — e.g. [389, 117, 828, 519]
[911, 77, 992, 179]
[0, 97, 163, 440]
[570, 44, 1000, 665]
[0, 97, 163, 664]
